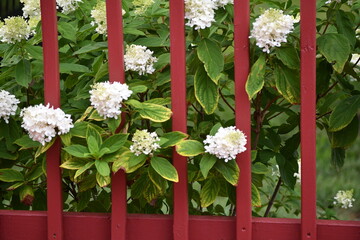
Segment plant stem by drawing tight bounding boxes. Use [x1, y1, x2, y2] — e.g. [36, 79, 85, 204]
[219, 89, 235, 113]
[264, 178, 282, 217]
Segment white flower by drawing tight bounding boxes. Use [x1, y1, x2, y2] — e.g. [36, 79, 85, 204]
[89, 81, 132, 119]
[20, 104, 73, 145]
[0, 90, 20, 123]
[204, 126, 247, 162]
[20, 0, 41, 18]
[250, 8, 299, 53]
[272, 165, 280, 177]
[213, 0, 233, 9]
[0, 16, 33, 44]
[56, 0, 82, 14]
[185, 0, 216, 30]
[124, 45, 157, 75]
[91, 1, 126, 35]
[293, 158, 301, 183]
[133, 0, 154, 15]
[130, 129, 160, 156]
[333, 189, 355, 209]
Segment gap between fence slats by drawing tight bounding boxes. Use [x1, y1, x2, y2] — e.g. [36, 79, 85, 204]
[169, 0, 189, 239]
[234, 0, 252, 239]
[105, 0, 127, 240]
[300, 0, 317, 239]
[40, 0, 63, 239]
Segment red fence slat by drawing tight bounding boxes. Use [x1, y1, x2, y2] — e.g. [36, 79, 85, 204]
[105, 0, 127, 240]
[169, 0, 188, 239]
[300, 0, 317, 239]
[40, 0, 63, 239]
[234, 0, 252, 239]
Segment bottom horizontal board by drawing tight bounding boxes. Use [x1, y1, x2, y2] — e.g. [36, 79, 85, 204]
[0, 210, 359, 240]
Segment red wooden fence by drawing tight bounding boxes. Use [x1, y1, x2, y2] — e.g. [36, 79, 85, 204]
[1, 0, 360, 239]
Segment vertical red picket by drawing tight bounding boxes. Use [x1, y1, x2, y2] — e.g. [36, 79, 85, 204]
[300, 0, 317, 239]
[40, 0, 63, 239]
[105, 1, 127, 240]
[234, 0, 252, 239]
[169, 0, 188, 239]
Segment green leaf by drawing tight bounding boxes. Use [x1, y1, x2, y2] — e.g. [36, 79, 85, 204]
[63, 145, 90, 158]
[274, 63, 300, 104]
[15, 59, 32, 87]
[246, 54, 266, 99]
[328, 116, 358, 148]
[24, 45, 43, 60]
[176, 140, 204, 157]
[87, 125, 103, 146]
[331, 147, 345, 171]
[73, 42, 108, 55]
[209, 123, 222, 136]
[197, 38, 224, 83]
[148, 166, 168, 193]
[0, 169, 24, 182]
[87, 136, 100, 155]
[318, 33, 351, 73]
[95, 160, 110, 177]
[199, 153, 217, 178]
[96, 172, 111, 187]
[137, 103, 172, 122]
[214, 160, 240, 186]
[94, 62, 108, 81]
[60, 63, 90, 74]
[15, 135, 41, 149]
[25, 164, 44, 181]
[60, 160, 88, 170]
[335, 10, 356, 48]
[150, 157, 178, 182]
[160, 131, 188, 148]
[101, 134, 128, 154]
[329, 95, 360, 132]
[252, 162, 269, 174]
[251, 183, 261, 207]
[133, 37, 169, 47]
[123, 27, 145, 36]
[200, 178, 220, 208]
[194, 65, 219, 114]
[106, 117, 121, 134]
[58, 21, 77, 42]
[75, 162, 94, 179]
[275, 47, 300, 70]
[112, 151, 147, 173]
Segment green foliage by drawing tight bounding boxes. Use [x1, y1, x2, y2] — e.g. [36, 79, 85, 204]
[0, 0, 359, 220]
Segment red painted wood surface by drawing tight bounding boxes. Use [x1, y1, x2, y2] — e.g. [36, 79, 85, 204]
[234, 0, 252, 239]
[1, 211, 360, 240]
[105, 0, 127, 240]
[169, 0, 188, 239]
[39, 0, 63, 239]
[300, 0, 317, 239]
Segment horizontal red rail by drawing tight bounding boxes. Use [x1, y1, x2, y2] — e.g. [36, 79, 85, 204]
[1, 211, 359, 240]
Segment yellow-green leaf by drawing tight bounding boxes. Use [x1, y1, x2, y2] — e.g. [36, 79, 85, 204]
[246, 54, 266, 100]
[150, 157, 178, 182]
[176, 140, 204, 157]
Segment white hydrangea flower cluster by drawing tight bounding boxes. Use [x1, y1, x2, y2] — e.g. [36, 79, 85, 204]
[90, 1, 126, 35]
[185, 0, 216, 30]
[204, 126, 247, 162]
[56, 0, 82, 14]
[89, 81, 132, 119]
[0, 16, 33, 44]
[250, 8, 299, 53]
[333, 189, 355, 209]
[20, 104, 73, 145]
[130, 130, 160, 156]
[213, 0, 233, 8]
[20, 0, 41, 18]
[184, 0, 233, 30]
[91, 1, 107, 35]
[0, 90, 20, 123]
[124, 45, 158, 75]
[133, 0, 154, 15]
